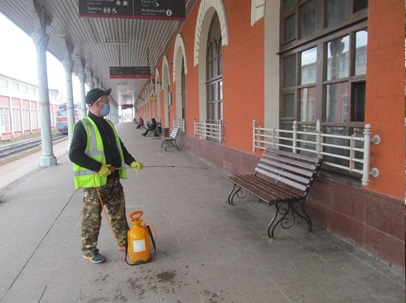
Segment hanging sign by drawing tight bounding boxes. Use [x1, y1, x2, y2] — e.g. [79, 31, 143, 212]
[79, 0, 185, 20]
[110, 67, 151, 79]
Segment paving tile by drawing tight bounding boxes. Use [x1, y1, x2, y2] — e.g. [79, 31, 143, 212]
[315, 274, 370, 302]
[328, 254, 378, 278]
[349, 272, 405, 303]
[281, 282, 335, 303]
[239, 286, 292, 303]
[336, 297, 383, 303]
[268, 266, 315, 288]
[230, 269, 276, 291]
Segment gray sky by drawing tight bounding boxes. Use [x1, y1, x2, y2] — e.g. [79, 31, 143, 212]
[0, 13, 82, 102]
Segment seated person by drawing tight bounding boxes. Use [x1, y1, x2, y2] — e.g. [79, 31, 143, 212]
[136, 117, 144, 129]
[142, 118, 157, 137]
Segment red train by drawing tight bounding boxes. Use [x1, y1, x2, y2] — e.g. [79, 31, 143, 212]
[56, 104, 80, 134]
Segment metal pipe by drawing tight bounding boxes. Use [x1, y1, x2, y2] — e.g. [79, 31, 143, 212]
[114, 165, 207, 170]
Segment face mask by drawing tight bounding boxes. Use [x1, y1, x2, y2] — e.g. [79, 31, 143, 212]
[101, 103, 110, 116]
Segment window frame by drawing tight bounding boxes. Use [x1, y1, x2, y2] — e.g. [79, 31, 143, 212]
[205, 15, 223, 124]
[279, 0, 369, 177]
[280, 21, 368, 131]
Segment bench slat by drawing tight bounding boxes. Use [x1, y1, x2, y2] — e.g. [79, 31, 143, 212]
[230, 176, 283, 202]
[234, 174, 301, 198]
[162, 128, 179, 140]
[261, 155, 316, 176]
[230, 175, 301, 202]
[265, 148, 320, 164]
[169, 129, 178, 137]
[256, 162, 311, 184]
[255, 167, 308, 192]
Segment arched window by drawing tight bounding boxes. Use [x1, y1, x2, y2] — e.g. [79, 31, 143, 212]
[206, 14, 223, 124]
[279, 0, 368, 167]
[181, 58, 186, 121]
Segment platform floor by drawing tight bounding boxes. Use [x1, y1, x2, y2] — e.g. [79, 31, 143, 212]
[0, 122, 404, 303]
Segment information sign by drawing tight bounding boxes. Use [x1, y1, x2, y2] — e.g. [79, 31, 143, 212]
[79, 0, 185, 20]
[110, 66, 151, 79]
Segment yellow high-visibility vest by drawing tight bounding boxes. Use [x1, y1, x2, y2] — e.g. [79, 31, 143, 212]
[73, 117, 127, 189]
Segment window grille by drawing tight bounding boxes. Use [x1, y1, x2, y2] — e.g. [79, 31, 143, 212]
[252, 119, 380, 186]
[194, 120, 223, 144]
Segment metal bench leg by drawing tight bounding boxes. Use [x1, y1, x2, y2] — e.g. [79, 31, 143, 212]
[267, 202, 292, 239]
[228, 184, 237, 205]
[227, 184, 247, 205]
[291, 200, 312, 233]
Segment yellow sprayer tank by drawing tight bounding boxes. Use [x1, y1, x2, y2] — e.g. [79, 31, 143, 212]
[127, 211, 156, 264]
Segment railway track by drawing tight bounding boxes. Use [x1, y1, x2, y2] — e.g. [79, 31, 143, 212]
[0, 134, 67, 159]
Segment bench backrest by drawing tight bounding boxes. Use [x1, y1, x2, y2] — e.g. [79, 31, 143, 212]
[170, 128, 179, 139]
[255, 148, 323, 198]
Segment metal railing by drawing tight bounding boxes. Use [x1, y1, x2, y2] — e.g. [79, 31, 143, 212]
[194, 120, 223, 143]
[252, 120, 380, 186]
[173, 119, 186, 133]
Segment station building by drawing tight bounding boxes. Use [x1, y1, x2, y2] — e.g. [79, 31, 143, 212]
[135, 0, 405, 270]
[0, 73, 59, 142]
[0, 0, 403, 271]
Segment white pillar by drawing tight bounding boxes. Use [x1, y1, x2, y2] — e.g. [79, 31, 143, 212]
[87, 70, 94, 89]
[78, 72, 87, 119]
[63, 58, 75, 148]
[31, 30, 57, 166]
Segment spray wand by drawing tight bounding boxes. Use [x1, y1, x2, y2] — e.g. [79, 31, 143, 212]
[111, 165, 207, 170]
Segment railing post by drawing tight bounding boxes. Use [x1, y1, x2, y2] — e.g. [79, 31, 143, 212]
[218, 120, 223, 143]
[316, 119, 321, 158]
[361, 123, 371, 186]
[292, 121, 297, 153]
[271, 128, 276, 148]
[349, 135, 355, 171]
[252, 120, 256, 153]
[194, 119, 197, 137]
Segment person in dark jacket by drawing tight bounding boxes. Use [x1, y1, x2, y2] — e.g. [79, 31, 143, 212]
[69, 88, 144, 264]
[142, 118, 157, 137]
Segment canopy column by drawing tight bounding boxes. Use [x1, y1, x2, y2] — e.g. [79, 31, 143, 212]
[30, 1, 56, 166]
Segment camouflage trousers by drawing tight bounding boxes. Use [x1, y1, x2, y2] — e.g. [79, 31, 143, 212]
[81, 177, 129, 257]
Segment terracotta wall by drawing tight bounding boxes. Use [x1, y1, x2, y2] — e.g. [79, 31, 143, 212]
[365, 0, 405, 199]
[220, 1, 264, 153]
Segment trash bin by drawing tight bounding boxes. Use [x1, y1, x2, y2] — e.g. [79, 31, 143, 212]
[163, 127, 170, 137]
[157, 124, 162, 135]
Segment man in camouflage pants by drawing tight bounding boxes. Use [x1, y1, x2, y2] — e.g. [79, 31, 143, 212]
[81, 178, 127, 258]
[69, 88, 143, 263]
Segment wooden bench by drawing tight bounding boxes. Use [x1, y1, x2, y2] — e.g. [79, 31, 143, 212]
[160, 128, 180, 151]
[228, 148, 322, 238]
